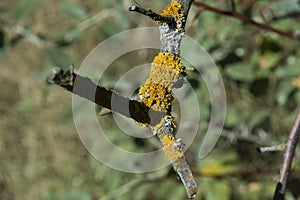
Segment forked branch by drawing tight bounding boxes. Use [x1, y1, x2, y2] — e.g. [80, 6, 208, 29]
[48, 0, 197, 198]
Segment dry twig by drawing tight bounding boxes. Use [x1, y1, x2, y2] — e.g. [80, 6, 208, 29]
[273, 109, 300, 200]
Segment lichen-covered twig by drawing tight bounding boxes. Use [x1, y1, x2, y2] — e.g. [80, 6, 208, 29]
[48, 0, 197, 198]
[129, 6, 176, 25]
[132, 0, 197, 198]
[273, 109, 300, 200]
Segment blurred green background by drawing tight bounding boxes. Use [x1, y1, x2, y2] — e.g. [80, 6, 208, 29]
[1, 0, 300, 199]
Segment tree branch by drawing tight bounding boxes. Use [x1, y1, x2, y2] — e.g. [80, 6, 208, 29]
[48, 1, 197, 198]
[273, 108, 300, 200]
[47, 66, 165, 126]
[128, 6, 176, 25]
[193, 1, 300, 40]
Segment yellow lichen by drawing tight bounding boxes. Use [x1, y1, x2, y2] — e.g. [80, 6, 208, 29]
[162, 135, 174, 146]
[189, 173, 194, 180]
[163, 141, 183, 160]
[292, 77, 300, 88]
[173, 157, 183, 168]
[161, 0, 183, 21]
[138, 52, 185, 112]
[161, 131, 183, 160]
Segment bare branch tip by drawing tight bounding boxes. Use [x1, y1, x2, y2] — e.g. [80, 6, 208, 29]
[128, 6, 137, 12]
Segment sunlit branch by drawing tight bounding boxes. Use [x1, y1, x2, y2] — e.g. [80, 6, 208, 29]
[47, 66, 165, 126]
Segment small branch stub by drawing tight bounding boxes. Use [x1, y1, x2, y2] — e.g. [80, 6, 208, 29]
[256, 144, 286, 154]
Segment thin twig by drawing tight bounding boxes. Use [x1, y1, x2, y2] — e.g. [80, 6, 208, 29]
[190, 7, 205, 25]
[256, 144, 286, 154]
[273, 108, 300, 200]
[193, 1, 300, 40]
[128, 6, 175, 25]
[230, 0, 236, 13]
[64, 9, 114, 42]
[14, 25, 45, 48]
[99, 179, 143, 200]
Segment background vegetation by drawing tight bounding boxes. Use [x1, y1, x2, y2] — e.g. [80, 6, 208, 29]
[0, 0, 299, 199]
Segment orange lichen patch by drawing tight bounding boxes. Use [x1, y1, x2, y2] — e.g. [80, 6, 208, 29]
[292, 77, 300, 88]
[161, 0, 183, 21]
[188, 188, 197, 197]
[138, 52, 185, 112]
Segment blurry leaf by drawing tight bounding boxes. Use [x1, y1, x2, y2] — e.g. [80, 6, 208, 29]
[115, 9, 129, 30]
[258, 53, 280, 70]
[247, 111, 268, 129]
[294, 90, 300, 105]
[0, 29, 9, 60]
[218, 52, 241, 67]
[199, 153, 238, 176]
[133, 185, 154, 200]
[44, 47, 72, 67]
[275, 60, 300, 78]
[249, 78, 269, 96]
[98, 9, 129, 37]
[35, 66, 54, 80]
[276, 80, 294, 105]
[259, 37, 281, 53]
[16, 96, 35, 112]
[224, 63, 255, 81]
[203, 179, 231, 200]
[225, 106, 240, 128]
[269, 0, 300, 17]
[12, 0, 44, 21]
[54, 189, 91, 200]
[63, 26, 83, 43]
[60, 1, 87, 20]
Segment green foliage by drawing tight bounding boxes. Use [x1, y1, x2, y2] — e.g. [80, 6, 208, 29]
[53, 189, 91, 200]
[60, 1, 87, 20]
[224, 62, 255, 81]
[12, 0, 45, 21]
[44, 47, 73, 68]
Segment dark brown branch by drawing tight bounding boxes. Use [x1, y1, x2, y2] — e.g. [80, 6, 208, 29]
[128, 6, 176, 25]
[193, 1, 300, 40]
[47, 66, 165, 126]
[273, 108, 300, 200]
